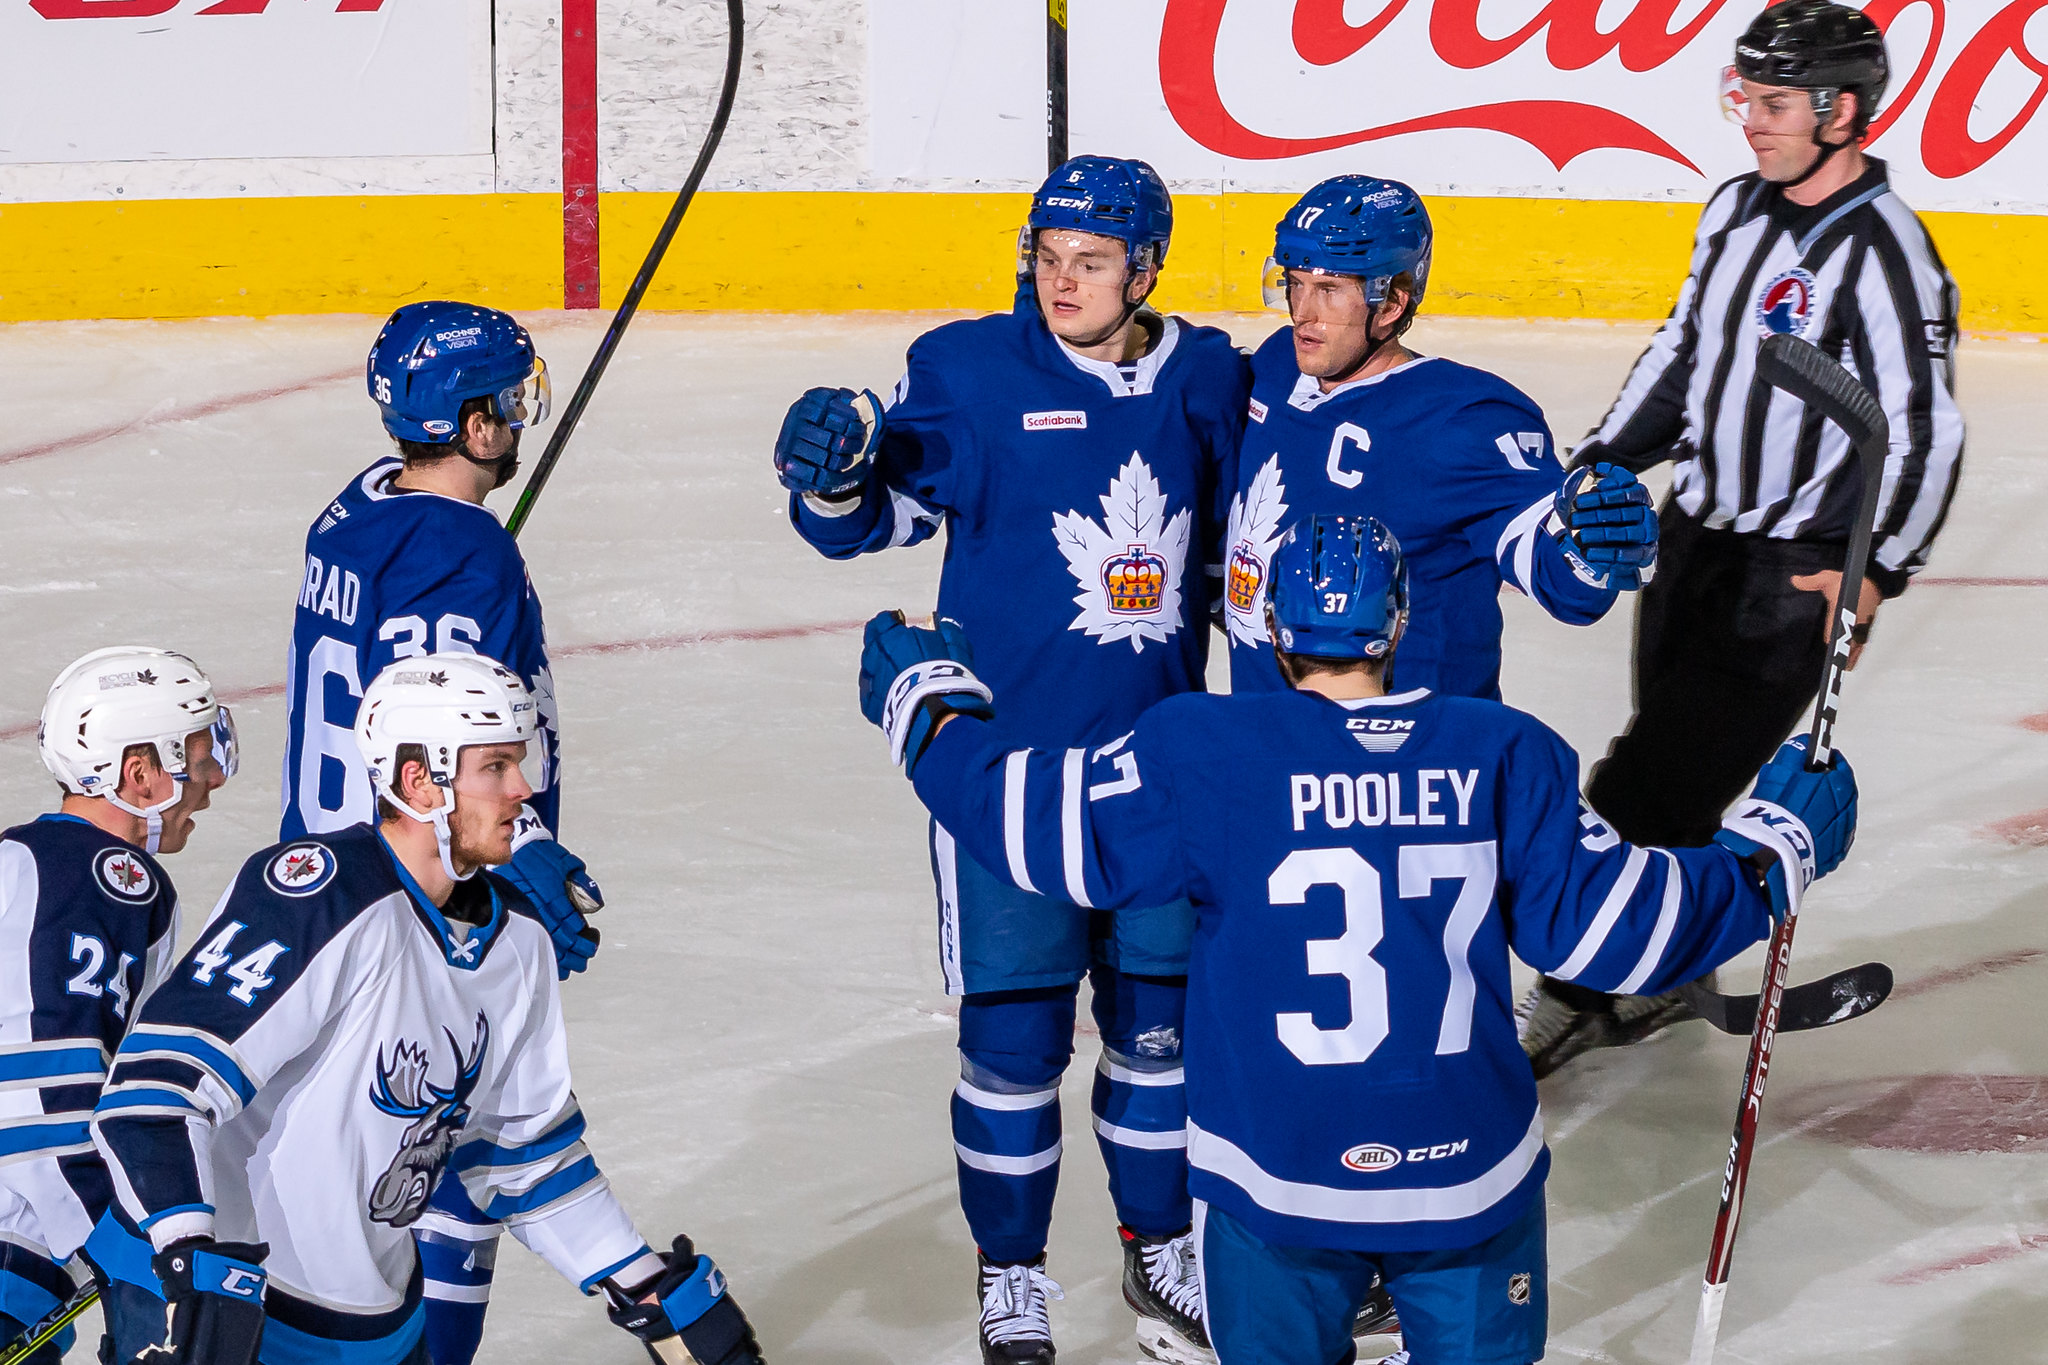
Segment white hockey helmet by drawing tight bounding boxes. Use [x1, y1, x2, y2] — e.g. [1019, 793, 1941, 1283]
[355, 654, 538, 880]
[39, 646, 239, 853]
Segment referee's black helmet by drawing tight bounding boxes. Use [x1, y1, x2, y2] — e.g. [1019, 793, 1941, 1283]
[1735, 0, 1890, 135]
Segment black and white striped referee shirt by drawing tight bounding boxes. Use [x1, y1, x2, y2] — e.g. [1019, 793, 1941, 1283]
[1577, 159, 1963, 596]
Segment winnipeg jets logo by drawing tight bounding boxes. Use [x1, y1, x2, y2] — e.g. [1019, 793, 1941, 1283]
[1223, 455, 1290, 649]
[367, 1014, 489, 1228]
[265, 842, 336, 897]
[95, 848, 155, 902]
[1052, 455, 1190, 652]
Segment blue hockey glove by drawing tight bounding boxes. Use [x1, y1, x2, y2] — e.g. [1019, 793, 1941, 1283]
[857, 610, 993, 776]
[1713, 736, 1857, 922]
[500, 812, 603, 979]
[136, 1239, 269, 1365]
[774, 386, 882, 497]
[1553, 462, 1658, 590]
[604, 1236, 765, 1365]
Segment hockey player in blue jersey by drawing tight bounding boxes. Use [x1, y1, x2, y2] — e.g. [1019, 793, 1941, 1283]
[857, 513, 1856, 1364]
[1219, 177, 1659, 703]
[280, 301, 604, 1364]
[88, 655, 765, 1365]
[0, 648, 235, 1365]
[773, 157, 1250, 1362]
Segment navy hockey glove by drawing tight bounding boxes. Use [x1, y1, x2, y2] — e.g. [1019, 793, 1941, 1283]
[857, 610, 993, 777]
[134, 1239, 269, 1365]
[1553, 462, 1657, 590]
[1713, 737, 1857, 922]
[774, 386, 882, 497]
[605, 1236, 765, 1365]
[500, 811, 603, 979]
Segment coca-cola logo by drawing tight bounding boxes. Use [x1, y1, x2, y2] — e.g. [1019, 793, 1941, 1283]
[1159, 0, 2048, 179]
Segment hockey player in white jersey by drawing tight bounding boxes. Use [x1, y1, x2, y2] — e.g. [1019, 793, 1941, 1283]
[283, 301, 606, 1363]
[87, 657, 765, 1365]
[0, 650, 235, 1365]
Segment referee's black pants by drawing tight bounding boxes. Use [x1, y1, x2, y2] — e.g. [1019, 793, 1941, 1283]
[1586, 502, 1837, 852]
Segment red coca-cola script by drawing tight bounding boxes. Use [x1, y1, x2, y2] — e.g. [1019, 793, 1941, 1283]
[1160, 0, 2048, 179]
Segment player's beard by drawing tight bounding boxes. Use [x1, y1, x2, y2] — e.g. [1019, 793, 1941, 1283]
[463, 428, 522, 491]
[447, 799, 516, 874]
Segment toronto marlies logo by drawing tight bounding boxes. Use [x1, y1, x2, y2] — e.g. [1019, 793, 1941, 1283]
[1053, 455, 1190, 652]
[367, 1014, 489, 1228]
[1223, 455, 1290, 650]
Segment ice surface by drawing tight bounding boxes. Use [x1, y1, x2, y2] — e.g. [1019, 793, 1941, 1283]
[2, 312, 2045, 1364]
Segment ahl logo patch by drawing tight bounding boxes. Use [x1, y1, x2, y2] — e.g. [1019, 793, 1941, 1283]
[1348, 717, 1415, 753]
[267, 842, 336, 898]
[1508, 1272, 1532, 1306]
[1341, 1143, 1403, 1173]
[95, 847, 155, 903]
[1755, 267, 1818, 338]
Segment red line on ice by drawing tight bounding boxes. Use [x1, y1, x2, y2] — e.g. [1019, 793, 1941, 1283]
[1893, 948, 2046, 1001]
[1884, 1230, 2048, 1286]
[0, 370, 359, 468]
[0, 619, 865, 743]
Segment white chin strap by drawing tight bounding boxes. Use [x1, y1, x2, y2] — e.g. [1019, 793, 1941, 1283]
[103, 790, 178, 855]
[393, 790, 476, 882]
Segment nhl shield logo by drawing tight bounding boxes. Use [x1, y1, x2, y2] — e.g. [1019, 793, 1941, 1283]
[1755, 268, 1818, 339]
[266, 842, 336, 898]
[1508, 1272, 1532, 1306]
[95, 848, 155, 903]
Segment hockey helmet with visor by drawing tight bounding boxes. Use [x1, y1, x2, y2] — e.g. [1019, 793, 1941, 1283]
[40, 646, 238, 853]
[368, 301, 551, 446]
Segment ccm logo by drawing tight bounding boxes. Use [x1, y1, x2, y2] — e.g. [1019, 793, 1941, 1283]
[1022, 410, 1087, 431]
[218, 1267, 265, 1297]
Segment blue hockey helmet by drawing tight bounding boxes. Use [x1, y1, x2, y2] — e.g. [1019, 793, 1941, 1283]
[1265, 176, 1432, 310]
[367, 301, 551, 445]
[1026, 156, 1174, 270]
[1268, 514, 1409, 661]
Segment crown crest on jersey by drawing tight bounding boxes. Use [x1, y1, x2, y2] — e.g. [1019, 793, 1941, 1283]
[1103, 544, 1167, 615]
[1227, 543, 1266, 614]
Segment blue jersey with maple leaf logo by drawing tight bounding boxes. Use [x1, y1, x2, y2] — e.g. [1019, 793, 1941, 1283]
[1222, 329, 1620, 702]
[790, 310, 1250, 748]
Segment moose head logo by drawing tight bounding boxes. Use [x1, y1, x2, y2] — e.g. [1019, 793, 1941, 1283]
[367, 1014, 489, 1227]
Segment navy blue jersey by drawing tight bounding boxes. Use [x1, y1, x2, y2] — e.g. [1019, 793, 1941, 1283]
[910, 689, 1774, 1252]
[791, 311, 1250, 747]
[0, 816, 178, 1259]
[282, 459, 558, 841]
[1222, 331, 1617, 701]
[92, 825, 658, 1318]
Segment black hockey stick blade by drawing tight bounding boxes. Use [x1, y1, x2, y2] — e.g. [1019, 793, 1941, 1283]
[505, 0, 745, 539]
[1679, 961, 1892, 1036]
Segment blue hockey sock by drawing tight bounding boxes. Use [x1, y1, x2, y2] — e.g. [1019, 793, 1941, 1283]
[954, 986, 1077, 1264]
[417, 1231, 496, 1365]
[415, 1173, 500, 1365]
[1090, 967, 1191, 1238]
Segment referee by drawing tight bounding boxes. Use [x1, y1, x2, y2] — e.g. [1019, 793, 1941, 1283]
[1521, 0, 1965, 1075]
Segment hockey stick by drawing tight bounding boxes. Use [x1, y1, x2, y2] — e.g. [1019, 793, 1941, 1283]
[1046, 0, 1069, 171]
[0, 1282, 97, 1365]
[504, 0, 746, 539]
[1678, 960, 1891, 1035]
[1689, 332, 1890, 1364]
